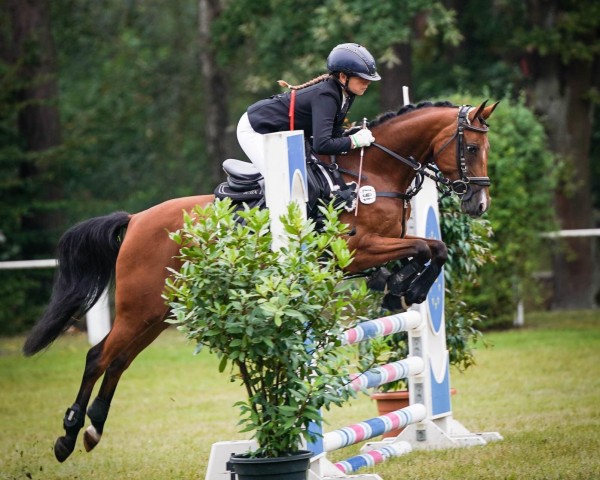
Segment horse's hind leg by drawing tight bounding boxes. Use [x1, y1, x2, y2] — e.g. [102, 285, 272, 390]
[54, 339, 108, 462]
[83, 320, 169, 453]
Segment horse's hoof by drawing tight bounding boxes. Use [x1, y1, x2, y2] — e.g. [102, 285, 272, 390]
[83, 425, 101, 452]
[400, 296, 412, 310]
[382, 293, 407, 312]
[54, 436, 74, 463]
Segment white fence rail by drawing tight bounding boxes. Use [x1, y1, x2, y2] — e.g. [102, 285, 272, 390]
[0, 259, 111, 345]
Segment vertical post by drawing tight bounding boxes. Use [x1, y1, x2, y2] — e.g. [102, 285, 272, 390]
[86, 288, 111, 345]
[262, 130, 328, 455]
[402, 86, 411, 106]
[407, 176, 452, 423]
[263, 131, 308, 250]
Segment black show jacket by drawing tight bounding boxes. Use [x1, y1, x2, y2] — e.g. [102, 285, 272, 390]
[247, 78, 354, 155]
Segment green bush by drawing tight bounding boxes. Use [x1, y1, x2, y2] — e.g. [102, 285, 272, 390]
[449, 94, 559, 327]
[439, 194, 494, 362]
[164, 199, 372, 458]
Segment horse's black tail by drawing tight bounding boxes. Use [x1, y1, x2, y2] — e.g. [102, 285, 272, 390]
[23, 211, 131, 356]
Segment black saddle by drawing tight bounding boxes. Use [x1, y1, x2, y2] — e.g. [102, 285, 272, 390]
[214, 154, 357, 227]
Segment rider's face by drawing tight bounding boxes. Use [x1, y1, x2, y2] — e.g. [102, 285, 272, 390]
[340, 73, 371, 96]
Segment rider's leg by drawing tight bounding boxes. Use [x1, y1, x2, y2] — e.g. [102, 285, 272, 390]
[237, 113, 266, 176]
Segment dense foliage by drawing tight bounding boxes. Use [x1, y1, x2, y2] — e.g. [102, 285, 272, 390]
[165, 200, 371, 457]
[0, 0, 596, 333]
[465, 94, 560, 326]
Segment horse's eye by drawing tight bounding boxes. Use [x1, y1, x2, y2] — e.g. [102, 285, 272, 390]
[466, 144, 479, 154]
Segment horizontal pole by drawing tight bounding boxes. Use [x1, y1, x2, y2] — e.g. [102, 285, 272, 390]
[541, 229, 600, 238]
[323, 403, 427, 452]
[334, 441, 412, 474]
[341, 310, 422, 346]
[348, 357, 424, 391]
[0, 259, 57, 270]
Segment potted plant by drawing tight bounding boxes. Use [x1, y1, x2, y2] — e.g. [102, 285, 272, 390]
[164, 199, 371, 479]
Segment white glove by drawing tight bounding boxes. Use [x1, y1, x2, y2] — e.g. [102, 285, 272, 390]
[350, 128, 375, 148]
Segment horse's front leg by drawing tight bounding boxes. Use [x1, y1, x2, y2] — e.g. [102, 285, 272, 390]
[401, 236, 447, 305]
[348, 233, 433, 274]
[348, 234, 447, 308]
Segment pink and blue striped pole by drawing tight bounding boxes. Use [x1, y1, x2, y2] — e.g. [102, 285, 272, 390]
[323, 404, 426, 452]
[341, 310, 422, 346]
[348, 356, 424, 391]
[334, 441, 413, 474]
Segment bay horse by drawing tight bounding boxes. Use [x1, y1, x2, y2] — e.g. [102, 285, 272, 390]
[23, 100, 498, 462]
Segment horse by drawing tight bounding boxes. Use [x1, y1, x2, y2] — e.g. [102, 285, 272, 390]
[23, 100, 498, 462]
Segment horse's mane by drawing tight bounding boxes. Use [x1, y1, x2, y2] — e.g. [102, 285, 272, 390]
[369, 101, 456, 128]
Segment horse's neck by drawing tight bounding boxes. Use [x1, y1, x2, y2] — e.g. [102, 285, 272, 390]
[363, 113, 447, 191]
[378, 111, 449, 161]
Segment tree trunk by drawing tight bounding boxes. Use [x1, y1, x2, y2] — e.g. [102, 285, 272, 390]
[198, 0, 228, 186]
[380, 43, 412, 111]
[526, 4, 598, 308]
[3, 0, 64, 257]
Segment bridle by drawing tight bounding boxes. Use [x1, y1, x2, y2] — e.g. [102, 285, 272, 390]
[370, 105, 491, 200]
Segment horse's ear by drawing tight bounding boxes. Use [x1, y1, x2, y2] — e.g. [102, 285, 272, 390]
[469, 100, 488, 122]
[481, 100, 500, 120]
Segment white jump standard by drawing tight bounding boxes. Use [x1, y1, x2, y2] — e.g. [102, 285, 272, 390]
[205, 130, 501, 480]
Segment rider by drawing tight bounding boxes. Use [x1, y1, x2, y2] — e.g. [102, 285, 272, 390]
[236, 43, 381, 176]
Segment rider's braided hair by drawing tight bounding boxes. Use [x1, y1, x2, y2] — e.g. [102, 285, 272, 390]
[277, 73, 332, 90]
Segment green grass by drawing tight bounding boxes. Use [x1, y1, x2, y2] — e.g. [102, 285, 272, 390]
[1, 310, 599, 479]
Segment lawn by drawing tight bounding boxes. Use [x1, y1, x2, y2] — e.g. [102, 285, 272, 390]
[1, 309, 599, 479]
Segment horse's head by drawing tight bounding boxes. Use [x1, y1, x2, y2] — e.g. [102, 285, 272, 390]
[433, 101, 499, 217]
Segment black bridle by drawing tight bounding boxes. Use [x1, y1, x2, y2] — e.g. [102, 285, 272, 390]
[371, 105, 491, 200]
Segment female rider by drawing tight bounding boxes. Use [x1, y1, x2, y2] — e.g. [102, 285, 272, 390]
[236, 43, 381, 176]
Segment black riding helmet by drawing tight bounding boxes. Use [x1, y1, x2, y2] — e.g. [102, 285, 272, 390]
[327, 43, 381, 81]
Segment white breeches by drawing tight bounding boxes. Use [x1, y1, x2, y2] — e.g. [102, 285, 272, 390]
[237, 112, 266, 176]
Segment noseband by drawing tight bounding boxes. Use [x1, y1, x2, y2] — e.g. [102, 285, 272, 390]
[371, 104, 491, 200]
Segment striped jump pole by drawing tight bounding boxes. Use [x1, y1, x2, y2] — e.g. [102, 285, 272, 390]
[323, 404, 427, 452]
[348, 357, 424, 392]
[334, 441, 412, 475]
[340, 310, 422, 346]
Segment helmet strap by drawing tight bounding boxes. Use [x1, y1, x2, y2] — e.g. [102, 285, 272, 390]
[344, 75, 351, 92]
[335, 72, 353, 95]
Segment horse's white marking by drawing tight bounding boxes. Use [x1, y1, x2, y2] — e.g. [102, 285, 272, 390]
[84, 425, 101, 452]
[477, 188, 489, 213]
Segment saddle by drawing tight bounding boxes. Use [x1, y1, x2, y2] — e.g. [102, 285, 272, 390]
[214, 152, 357, 227]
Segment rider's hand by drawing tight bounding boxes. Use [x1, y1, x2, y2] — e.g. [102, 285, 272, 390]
[350, 128, 375, 148]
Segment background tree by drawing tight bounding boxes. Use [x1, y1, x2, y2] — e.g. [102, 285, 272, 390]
[0, 0, 63, 257]
[422, 0, 599, 309]
[0, 0, 63, 334]
[0, 0, 598, 334]
[198, 0, 229, 185]
[515, 0, 599, 309]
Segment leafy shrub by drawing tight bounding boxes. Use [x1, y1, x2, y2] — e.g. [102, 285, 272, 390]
[449, 94, 559, 327]
[165, 199, 372, 458]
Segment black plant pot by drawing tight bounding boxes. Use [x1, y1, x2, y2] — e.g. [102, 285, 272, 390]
[228, 450, 313, 480]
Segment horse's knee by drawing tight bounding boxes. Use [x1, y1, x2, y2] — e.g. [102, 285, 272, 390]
[430, 240, 448, 264]
[413, 240, 432, 263]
